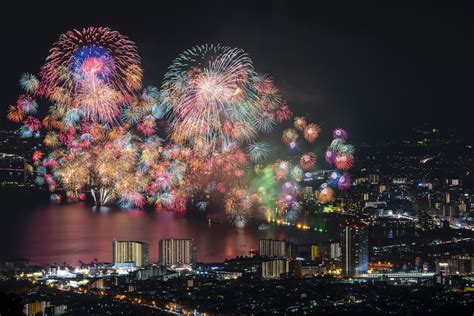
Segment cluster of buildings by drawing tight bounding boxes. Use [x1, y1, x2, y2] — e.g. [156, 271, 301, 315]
[112, 238, 196, 270]
[0, 130, 41, 187]
[258, 222, 369, 279]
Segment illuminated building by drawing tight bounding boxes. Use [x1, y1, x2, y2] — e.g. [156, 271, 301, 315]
[0, 153, 26, 186]
[368, 261, 394, 272]
[136, 265, 167, 280]
[311, 245, 318, 260]
[310, 244, 330, 260]
[330, 242, 341, 259]
[259, 239, 296, 259]
[261, 259, 290, 279]
[340, 224, 368, 276]
[363, 193, 369, 201]
[23, 301, 67, 316]
[368, 174, 379, 184]
[435, 254, 474, 275]
[113, 240, 149, 267]
[302, 186, 315, 203]
[300, 263, 324, 277]
[159, 238, 195, 266]
[24, 301, 49, 316]
[296, 244, 324, 261]
[89, 278, 106, 290]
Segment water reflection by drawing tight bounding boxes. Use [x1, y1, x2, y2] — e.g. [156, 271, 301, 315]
[2, 203, 332, 265]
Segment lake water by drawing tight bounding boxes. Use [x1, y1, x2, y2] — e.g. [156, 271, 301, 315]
[0, 189, 338, 265]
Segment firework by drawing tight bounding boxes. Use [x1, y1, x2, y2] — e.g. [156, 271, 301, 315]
[299, 152, 316, 170]
[162, 44, 259, 150]
[57, 158, 90, 192]
[6, 30, 301, 226]
[338, 174, 352, 190]
[334, 153, 354, 171]
[328, 170, 341, 187]
[276, 104, 292, 121]
[196, 201, 209, 211]
[19, 73, 40, 94]
[32, 150, 43, 162]
[339, 143, 355, 156]
[40, 27, 142, 123]
[22, 116, 41, 131]
[325, 150, 336, 165]
[7, 105, 23, 122]
[256, 111, 277, 132]
[318, 185, 335, 203]
[290, 165, 303, 181]
[304, 123, 320, 143]
[282, 128, 299, 144]
[293, 116, 307, 131]
[41, 27, 141, 93]
[328, 138, 345, 152]
[275, 160, 289, 179]
[225, 187, 254, 228]
[73, 79, 124, 123]
[247, 141, 270, 162]
[286, 202, 302, 222]
[333, 128, 348, 141]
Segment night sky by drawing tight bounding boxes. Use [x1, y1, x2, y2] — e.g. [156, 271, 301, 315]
[1, 1, 472, 142]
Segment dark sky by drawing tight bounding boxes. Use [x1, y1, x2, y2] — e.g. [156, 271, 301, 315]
[1, 1, 472, 142]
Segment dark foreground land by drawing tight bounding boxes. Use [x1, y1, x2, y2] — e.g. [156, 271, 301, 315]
[1, 277, 474, 315]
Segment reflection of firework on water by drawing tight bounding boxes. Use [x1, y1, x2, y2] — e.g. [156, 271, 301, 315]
[299, 152, 316, 170]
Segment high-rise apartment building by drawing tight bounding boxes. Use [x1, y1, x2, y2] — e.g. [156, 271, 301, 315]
[340, 225, 368, 276]
[261, 259, 290, 279]
[259, 239, 296, 259]
[159, 238, 195, 266]
[113, 240, 149, 267]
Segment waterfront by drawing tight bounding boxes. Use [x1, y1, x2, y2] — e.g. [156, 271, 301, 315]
[0, 190, 334, 265]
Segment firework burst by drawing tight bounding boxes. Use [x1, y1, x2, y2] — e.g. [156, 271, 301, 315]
[299, 152, 316, 170]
